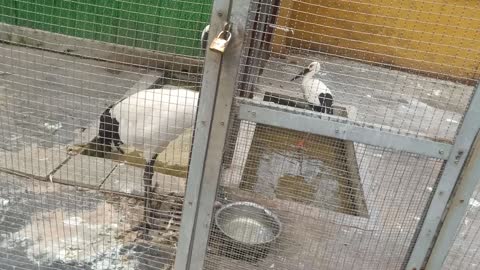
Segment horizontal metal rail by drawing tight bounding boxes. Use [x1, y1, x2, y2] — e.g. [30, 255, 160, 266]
[236, 98, 452, 160]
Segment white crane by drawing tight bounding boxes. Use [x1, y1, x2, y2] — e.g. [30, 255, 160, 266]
[291, 61, 334, 115]
[98, 87, 199, 236]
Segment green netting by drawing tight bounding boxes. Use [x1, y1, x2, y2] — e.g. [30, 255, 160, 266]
[1, 0, 212, 57]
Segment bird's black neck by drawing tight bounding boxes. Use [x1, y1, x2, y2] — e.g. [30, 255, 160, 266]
[98, 106, 124, 154]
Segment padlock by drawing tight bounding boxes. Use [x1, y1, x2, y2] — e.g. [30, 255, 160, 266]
[209, 30, 232, 53]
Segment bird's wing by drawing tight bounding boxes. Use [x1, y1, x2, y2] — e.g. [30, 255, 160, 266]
[308, 79, 332, 95]
[111, 88, 198, 152]
[303, 79, 331, 104]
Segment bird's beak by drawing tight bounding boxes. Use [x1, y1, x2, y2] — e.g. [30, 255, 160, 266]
[290, 68, 309, 81]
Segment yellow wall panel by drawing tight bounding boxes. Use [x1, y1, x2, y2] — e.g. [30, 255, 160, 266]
[272, 0, 480, 83]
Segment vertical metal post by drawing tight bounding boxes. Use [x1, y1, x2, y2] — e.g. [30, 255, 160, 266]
[406, 83, 480, 270]
[174, 0, 249, 269]
[223, 0, 279, 167]
[425, 131, 480, 270]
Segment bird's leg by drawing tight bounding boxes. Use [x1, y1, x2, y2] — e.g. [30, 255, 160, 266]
[141, 153, 158, 237]
[319, 105, 326, 114]
[326, 106, 334, 115]
[318, 93, 327, 114]
[325, 93, 334, 115]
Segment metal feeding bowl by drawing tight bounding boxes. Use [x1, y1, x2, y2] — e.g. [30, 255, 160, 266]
[214, 201, 282, 261]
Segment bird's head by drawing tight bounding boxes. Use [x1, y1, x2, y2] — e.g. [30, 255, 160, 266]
[308, 61, 321, 73]
[290, 61, 322, 81]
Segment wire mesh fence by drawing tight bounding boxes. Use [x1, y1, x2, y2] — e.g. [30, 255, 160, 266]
[0, 0, 211, 269]
[204, 121, 443, 270]
[442, 184, 480, 270]
[202, 0, 480, 270]
[0, 0, 479, 269]
[1, 0, 211, 57]
[237, 0, 479, 141]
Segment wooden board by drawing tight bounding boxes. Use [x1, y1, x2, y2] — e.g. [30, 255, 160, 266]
[93, 127, 191, 194]
[239, 92, 368, 217]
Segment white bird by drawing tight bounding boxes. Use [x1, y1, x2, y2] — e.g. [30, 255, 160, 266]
[291, 61, 334, 115]
[97, 87, 199, 236]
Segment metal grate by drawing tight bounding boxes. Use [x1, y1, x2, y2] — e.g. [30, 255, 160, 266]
[442, 186, 480, 270]
[0, 0, 211, 269]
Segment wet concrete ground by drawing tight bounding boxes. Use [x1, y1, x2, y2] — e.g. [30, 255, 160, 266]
[0, 173, 179, 270]
[0, 43, 145, 151]
[0, 43, 181, 269]
[443, 185, 480, 270]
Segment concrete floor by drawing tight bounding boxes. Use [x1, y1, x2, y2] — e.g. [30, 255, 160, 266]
[0, 43, 145, 150]
[0, 43, 180, 269]
[209, 120, 443, 270]
[0, 42, 477, 270]
[443, 185, 480, 270]
[0, 173, 179, 270]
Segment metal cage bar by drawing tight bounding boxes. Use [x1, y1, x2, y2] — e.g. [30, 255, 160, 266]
[222, 0, 279, 167]
[425, 130, 480, 269]
[175, 0, 250, 269]
[174, 0, 230, 267]
[236, 98, 452, 160]
[406, 82, 480, 270]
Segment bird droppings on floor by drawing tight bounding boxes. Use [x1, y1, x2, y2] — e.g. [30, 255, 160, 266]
[0, 198, 9, 207]
[3, 202, 126, 264]
[0, 176, 181, 270]
[469, 198, 480, 208]
[0, 198, 139, 269]
[44, 122, 63, 133]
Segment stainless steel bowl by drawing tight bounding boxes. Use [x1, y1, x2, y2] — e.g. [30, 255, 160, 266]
[214, 201, 282, 261]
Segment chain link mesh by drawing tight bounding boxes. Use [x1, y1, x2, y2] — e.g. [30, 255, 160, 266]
[0, 0, 211, 269]
[0, 0, 479, 269]
[204, 0, 479, 269]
